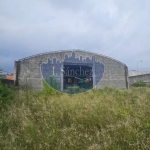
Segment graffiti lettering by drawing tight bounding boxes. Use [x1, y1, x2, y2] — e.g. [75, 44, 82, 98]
[63, 66, 92, 77]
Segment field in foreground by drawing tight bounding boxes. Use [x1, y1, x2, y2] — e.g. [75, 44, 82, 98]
[0, 86, 150, 150]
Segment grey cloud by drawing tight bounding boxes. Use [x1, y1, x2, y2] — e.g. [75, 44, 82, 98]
[0, 0, 150, 72]
[47, 0, 85, 11]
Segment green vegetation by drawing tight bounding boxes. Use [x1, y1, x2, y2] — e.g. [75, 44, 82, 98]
[0, 67, 3, 73]
[0, 81, 14, 109]
[132, 80, 146, 87]
[41, 80, 57, 96]
[0, 83, 150, 149]
[63, 85, 87, 94]
[46, 76, 60, 91]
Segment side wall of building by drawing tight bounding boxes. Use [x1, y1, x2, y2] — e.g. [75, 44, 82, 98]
[129, 74, 150, 86]
[14, 50, 128, 90]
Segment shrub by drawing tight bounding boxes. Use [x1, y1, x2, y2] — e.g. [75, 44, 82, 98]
[0, 81, 14, 109]
[63, 85, 87, 94]
[46, 76, 60, 91]
[40, 80, 57, 96]
[132, 80, 146, 87]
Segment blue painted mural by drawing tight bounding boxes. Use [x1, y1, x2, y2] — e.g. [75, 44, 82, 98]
[41, 52, 104, 94]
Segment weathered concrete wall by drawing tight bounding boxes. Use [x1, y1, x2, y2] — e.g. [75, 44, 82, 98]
[129, 70, 150, 76]
[14, 50, 128, 90]
[129, 74, 150, 85]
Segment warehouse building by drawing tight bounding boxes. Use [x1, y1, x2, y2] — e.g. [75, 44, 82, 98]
[14, 50, 128, 93]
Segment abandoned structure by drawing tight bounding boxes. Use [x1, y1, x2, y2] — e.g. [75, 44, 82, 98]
[129, 74, 150, 86]
[14, 50, 128, 93]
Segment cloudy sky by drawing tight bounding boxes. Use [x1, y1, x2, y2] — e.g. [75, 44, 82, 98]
[0, 0, 150, 73]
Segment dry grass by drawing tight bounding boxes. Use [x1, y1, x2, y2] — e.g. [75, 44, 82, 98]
[0, 87, 150, 149]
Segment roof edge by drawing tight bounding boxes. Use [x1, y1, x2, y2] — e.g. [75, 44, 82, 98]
[18, 49, 127, 67]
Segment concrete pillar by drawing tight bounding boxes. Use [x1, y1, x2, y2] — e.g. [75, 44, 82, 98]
[93, 55, 96, 88]
[60, 65, 63, 91]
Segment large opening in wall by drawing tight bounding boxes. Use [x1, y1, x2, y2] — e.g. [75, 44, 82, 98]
[63, 63, 93, 91]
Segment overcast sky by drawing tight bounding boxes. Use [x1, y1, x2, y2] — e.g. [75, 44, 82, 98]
[0, 0, 150, 73]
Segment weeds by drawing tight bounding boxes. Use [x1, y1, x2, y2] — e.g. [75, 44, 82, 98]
[0, 81, 14, 109]
[132, 80, 146, 87]
[0, 86, 150, 149]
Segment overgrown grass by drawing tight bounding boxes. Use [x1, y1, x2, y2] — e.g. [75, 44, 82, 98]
[0, 85, 150, 149]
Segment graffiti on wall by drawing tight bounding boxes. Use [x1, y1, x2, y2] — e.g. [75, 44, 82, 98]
[41, 52, 104, 94]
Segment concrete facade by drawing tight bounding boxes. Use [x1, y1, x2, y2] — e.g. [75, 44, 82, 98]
[14, 50, 128, 91]
[129, 70, 150, 76]
[129, 74, 150, 86]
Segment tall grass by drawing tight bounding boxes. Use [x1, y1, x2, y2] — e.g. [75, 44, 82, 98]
[0, 85, 150, 149]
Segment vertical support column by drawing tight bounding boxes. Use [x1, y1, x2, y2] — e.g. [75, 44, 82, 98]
[13, 61, 17, 85]
[14, 61, 20, 86]
[60, 63, 63, 91]
[39, 61, 43, 90]
[93, 55, 96, 88]
[125, 65, 129, 89]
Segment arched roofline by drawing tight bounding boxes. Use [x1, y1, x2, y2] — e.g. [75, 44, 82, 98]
[18, 49, 127, 67]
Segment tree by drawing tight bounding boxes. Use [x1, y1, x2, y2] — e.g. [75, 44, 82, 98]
[0, 68, 3, 73]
